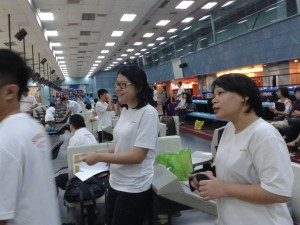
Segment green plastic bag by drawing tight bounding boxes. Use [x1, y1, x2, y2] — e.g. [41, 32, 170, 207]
[156, 148, 193, 181]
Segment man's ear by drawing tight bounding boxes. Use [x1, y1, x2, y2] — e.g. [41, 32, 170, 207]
[3, 84, 19, 100]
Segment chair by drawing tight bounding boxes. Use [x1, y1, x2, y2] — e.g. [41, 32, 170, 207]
[51, 140, 64, 160]
[65, 142, 115, 225]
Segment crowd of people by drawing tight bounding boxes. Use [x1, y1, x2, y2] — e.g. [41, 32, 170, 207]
[0, 48, 296, 225]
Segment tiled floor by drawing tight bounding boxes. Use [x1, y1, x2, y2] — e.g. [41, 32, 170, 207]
[52, 127, 217, 225]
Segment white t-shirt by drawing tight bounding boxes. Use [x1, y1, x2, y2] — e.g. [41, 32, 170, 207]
[176, 86, 185, 101]
[45, 106, 55, 122]
[110, 104, 159, 193]
[96, 101, 112, 132]
[153, 90, 158, 101]
[20, 95, 37, 112]
[69, 127, 97, 147]
[68, 100, 82, 115]
[215, 118, 293, 225]
[0, 113, 61, 225]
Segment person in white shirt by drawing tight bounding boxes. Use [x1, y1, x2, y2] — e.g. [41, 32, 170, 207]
[20, 87, 38, 114]
[175, 81, 185, 102]
[96, 89, 115, 143]
[82, 65, 159, 225]
[0, 49, 60, 225]
[153, 85, 158, 108]
[55, 114, 97, 192]
[61, 97, 82, 115]
[45, 102, 56, 127]
[190, 73, 294, 225]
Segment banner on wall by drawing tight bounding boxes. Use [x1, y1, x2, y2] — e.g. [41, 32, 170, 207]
[52, 84, 87, 96]
[28, 86, 42, 103]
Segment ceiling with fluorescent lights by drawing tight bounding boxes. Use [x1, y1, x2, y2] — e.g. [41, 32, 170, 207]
[0, 0, 232, 79]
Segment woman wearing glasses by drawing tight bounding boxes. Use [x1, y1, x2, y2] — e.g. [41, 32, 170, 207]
[82, 65, 159, 225]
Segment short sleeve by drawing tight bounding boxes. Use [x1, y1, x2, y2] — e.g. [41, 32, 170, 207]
[96, 102, 107, 113]
[0, 148, 22, 220]
[251, 135, 293, 197]
[134, 109, 159, 150]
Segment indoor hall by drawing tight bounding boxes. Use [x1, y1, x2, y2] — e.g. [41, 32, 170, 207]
[1, 0, 300, 225]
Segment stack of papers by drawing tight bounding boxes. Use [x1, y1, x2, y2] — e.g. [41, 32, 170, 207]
[73, 154, 108, 181]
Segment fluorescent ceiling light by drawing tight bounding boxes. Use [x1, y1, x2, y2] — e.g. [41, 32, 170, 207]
[50, 42, 61, 48]
[181, 17, 194, 23]
[147, 43, 155, 47]
[121, 54, 128, 57]
[200, 37, 207, 41]
[120, 14, 136, 22]
[156, 37, 165, 41]
[109, 64, 114, 66]
[97, 56, 105, 59]
[175, 1, 195, 9]
[130, 56, 135, 59]
[133, 42, 143, 46]
[201, 2, 217, 9]
[116, 58, 123, 61]
[93, 64, 99, 66]
[105, 42, 115, 46]
[167, 28, 177, 33]
[237, 19, 248, 24]
[45, 30, 58, 36]
[107, 67, 111, 69]
[95, 60, 101, 63]
[177, 48, 183, 52]
[112, 62, 118, 64]
[111, 31, 124, 37]
[126, 49, 134, 52]
[56, 57, 64, 60]
[170, 35, 178, 39]
[91, 67, 96, 69]
[199, 15, 210, 21]
[134, 53, 141, 56]
[140, 49, 147, 52]
[143, 33, 154, 38]
[156, 20, 170, 26]
[152, 47, 157, 50]
[123, 62, 127, 64]
[38, 12, 54, 21]
[53, 50, 63, 54]
[221, 1, 235, 7]
[58, 61, 66, 64]
[183, 26, 191, 31]
[159, 42, 166, 45]
[101, 50, 109, 53]
[104, 69, 109, 71]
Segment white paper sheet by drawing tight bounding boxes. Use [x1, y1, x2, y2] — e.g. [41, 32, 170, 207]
[73, 154, 108, 181]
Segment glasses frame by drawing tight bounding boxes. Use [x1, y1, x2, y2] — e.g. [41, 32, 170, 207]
[114, 81, 133, 89]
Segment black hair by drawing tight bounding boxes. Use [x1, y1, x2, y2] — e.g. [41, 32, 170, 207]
[94, 98, 98, 103]
[85, 104, 92, 110]
[97, 89, 108, 98]
[278, 87, 290, 98]
[178, 81, 182, 86]
[294, 87, 300, 94]
[211, 73, 263, 117]
[117, 65, 153, 109]
[0, 49, 31, 100]
[61, 97, 67, 102]
[69, 114, 86, 129]
[49, 102, 55, 107]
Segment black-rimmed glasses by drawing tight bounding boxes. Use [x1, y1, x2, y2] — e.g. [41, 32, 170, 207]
[114, 82, 133, 89]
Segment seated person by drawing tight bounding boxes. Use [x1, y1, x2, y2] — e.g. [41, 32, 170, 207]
[55, 114, 97, 192]
[45, 102, 56, 128]
[269, 87, 292, 121]
[175, 92, 192, 125]
[272, 87, 300, 131]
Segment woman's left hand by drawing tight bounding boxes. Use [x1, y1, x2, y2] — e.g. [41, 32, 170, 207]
[198, 172, 227, 201]
[81, 152, 102, 165]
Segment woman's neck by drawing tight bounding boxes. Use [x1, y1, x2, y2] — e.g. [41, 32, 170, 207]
[231, 112, 259, 134]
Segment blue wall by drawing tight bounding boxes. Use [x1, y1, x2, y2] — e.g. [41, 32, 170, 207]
[181, 14, 300, 77]
[146, 62, 174, 83]
[60, 77, 94, 94]
[94, 71, 117, 95]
